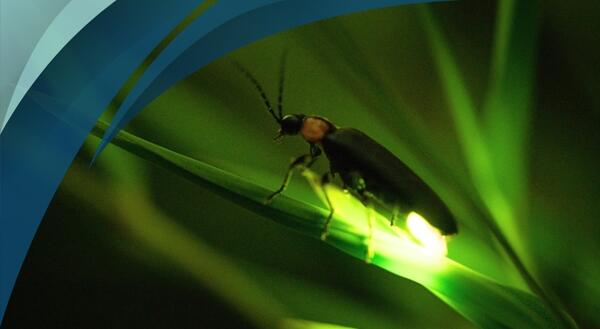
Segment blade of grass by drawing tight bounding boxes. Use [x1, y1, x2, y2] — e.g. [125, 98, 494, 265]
[418, 5, 576, 328]
[484, 0, 538, 213]
[91, 121, 566, 328]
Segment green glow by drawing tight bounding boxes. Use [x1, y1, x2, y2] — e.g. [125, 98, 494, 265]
[406, 212, 448, 256]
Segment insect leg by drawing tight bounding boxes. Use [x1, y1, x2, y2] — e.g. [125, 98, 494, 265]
[361, 192, 376, 263]
[265, 154, 317, 204]
[319, 172, 335, 241]
[390, 206, 400, 226]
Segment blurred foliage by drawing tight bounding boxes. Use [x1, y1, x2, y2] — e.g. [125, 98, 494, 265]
[4, 1, 599, 328]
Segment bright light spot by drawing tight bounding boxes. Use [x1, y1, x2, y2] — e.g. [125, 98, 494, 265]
[406, 212, 448, 256]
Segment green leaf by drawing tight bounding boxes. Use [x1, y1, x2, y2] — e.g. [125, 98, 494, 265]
[91, 121, 567, 328]
[484, 0, 538, 221]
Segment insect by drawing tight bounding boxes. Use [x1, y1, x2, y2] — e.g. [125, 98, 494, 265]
[233, 54, 458, 254]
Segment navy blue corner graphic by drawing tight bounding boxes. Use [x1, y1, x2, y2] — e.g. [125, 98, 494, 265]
[0, 0, 439, 323]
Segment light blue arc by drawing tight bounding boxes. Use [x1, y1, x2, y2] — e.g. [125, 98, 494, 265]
[1, 0, 116, 132]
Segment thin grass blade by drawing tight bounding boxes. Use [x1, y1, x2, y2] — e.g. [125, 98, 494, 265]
[91, 121, 567, 328]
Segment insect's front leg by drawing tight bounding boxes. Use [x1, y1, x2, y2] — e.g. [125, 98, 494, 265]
[265, 153, 319, 204]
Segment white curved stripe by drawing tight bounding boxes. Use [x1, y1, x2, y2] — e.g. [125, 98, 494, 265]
[1, 0, 115, 132]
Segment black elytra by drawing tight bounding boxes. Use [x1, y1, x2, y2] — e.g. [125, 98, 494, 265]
[233, 54, 458, 237]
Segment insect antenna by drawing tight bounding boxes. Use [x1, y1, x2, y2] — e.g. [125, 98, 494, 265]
[232, 60, 280, 123]
[277, 48, 289, 119]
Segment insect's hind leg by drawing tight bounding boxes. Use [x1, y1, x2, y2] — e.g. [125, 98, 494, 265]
[390, 206, 400, 226]
[319, 172, 335, 241]
[361, 192, 376, 263]
[265, 154, 316, 204]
